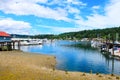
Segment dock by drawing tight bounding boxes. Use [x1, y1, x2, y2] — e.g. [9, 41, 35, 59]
[0, 41, 21, 51]
[91, 39, 120, 60]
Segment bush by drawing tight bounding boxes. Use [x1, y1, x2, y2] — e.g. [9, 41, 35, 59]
[82, 73, 86, 76]
[111, 74, 115, 76]
[65, 70, 68, 74]
[1, 46, 8, 51]
[96, 72, 99, 75]
[116, 76, 120, 79]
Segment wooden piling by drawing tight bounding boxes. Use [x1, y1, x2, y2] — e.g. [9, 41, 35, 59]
[112, 35, 114, 55]
[18, 41, 20, 50]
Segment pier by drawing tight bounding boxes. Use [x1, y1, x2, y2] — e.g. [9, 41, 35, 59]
[0, 41, 21, 51]
[0, 31, 21, 51]
[91, 39, 120, 59]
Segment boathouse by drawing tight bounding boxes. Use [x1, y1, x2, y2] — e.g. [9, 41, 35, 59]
[0, 31, 11, 42]
[0, 31, 12, 51]
[0, 31, 21, 51]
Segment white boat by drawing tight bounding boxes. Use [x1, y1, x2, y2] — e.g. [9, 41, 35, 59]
[109, 47, 120, 57]
[91, 40, 102, 48]
[28, 40, 42, 45]
[20, 41, 30, 45]
[20, 40, 42, 45]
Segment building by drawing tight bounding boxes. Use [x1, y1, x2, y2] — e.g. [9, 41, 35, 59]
[0, 31, 21, 51]
[0, 31, 11, 42]
[0, 31, 12, 51]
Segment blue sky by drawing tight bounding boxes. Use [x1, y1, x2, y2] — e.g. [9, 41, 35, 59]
[0, 0, 120, 35]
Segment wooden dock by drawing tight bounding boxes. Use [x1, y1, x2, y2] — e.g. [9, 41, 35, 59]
[0, 41, 21, 51]
[100, 42, 120, 60]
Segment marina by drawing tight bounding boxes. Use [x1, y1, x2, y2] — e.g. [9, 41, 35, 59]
[1, 31, 120, 75]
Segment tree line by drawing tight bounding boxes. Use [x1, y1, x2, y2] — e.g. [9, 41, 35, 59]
[11, 26, 120, 41]
[58, 27, 120, 40]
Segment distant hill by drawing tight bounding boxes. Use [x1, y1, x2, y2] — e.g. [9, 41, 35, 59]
[10, 27, 120, 40]
[10, 34, 56, 39]
[58, 27, 120, 40]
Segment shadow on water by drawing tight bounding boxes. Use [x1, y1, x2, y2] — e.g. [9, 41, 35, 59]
[101, 51, 120, 74]
[61, 41, 97, 50]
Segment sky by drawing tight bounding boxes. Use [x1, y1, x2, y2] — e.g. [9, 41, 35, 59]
[0, 0, 120, 35]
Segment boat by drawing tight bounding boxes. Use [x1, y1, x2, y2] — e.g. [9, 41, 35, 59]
[91, 40, 102, 48]
[20, 40, 29, 45]
[109, 46, 120, 57]
[20, 40, 42, 45]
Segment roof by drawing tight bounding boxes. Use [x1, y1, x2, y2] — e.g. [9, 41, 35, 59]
[0, 31, 10, 37]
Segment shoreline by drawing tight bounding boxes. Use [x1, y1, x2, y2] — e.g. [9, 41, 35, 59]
[0, 51, 120, 80]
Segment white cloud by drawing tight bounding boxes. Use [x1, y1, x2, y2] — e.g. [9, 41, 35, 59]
[91, 5, 101, 14]
[3, 0, 48, 4]
[0, 0, 71, 21]
[92, 6, 100, 9]
[0, 0, 87, 22]
[67, 6, 80, 14]
[66, 0, 87, 6]
[37, 25, 81, 34]
[31, 0, 48, 3]
[76, 0, 120, 29]
[0, 18, 32, 34]
[74, 14, 82, 20]
[105, 0, 120, 24]
[48, 0, 87, 6]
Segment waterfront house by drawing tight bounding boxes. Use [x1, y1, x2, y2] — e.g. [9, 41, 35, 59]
[0, 31, 11, 51]
[0, 31, 11, 42]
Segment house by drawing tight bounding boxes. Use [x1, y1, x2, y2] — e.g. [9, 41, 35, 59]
[0, 31, 21, 51]
[0, 31, 11, 51]
[0, 31, 11, 42]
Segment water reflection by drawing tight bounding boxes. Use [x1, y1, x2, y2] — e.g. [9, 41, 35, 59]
[20, 40, 120, 75]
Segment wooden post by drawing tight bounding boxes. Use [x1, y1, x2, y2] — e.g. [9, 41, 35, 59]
[13, 41, 15, 50]
[107, 44, 109, 52]
[8, 42, 12, 50]
[104, 36, 107, 52]
[10, 42, 12, 50]
[6, 42, 8, 51]
[1, 42, 4, 51]
[18, 41, 20, 50]
[112, 35, 114, 55]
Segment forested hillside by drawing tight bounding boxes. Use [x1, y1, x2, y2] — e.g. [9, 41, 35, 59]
[11, 27, 120, 40]
[58, 27, 120, 40]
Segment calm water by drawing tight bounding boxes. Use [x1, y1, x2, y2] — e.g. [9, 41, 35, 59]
[20, 40, 120, 75]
